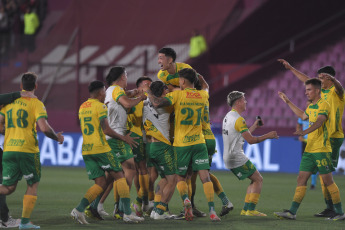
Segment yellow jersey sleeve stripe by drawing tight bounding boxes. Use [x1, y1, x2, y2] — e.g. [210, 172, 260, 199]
[240, 129, 248, 133]
[99, 115, 107, 120]
[115, 93, 125, 102]
[164, 97, 172, 105]
[36, 115, 48, 121]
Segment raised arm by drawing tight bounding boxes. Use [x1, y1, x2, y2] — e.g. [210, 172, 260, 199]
[323, 74, 344, 99]
[278, 91, 308, 120]
[278, 59, 310, 83]
[37, 118, 64, 144]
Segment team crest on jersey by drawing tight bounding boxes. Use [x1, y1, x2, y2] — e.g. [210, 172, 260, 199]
[186, 91, 202, 99]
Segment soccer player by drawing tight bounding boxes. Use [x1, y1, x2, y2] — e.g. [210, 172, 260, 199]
[143, 81, 177, 220]
[222, 91, 278, 217]
[130, 77, 153, 217]
[157, 47, 192, 92]
[193, 77, 233, 217]
[274, 78, 345, 220]
[278, 59, 345, 217]
[71, 80, 144, 224]
[0, 72, 64, 229]
[104, 67, 147, 218]
[149, 68, 221, 221]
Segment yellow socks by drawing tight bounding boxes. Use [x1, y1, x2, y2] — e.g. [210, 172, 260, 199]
[290, 186, 307, 214]
[76, 184, 103, 212]
[247, 193, 260, 211]
[203, 181, 215, 211]
[116, 178, 130, 198]
[177, 181, 189, 201]
[21, 195, 37, 224]
[113, 180, 119, 203]
[210, 173, 223, 195]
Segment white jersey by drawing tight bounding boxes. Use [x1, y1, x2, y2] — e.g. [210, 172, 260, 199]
[143, 98, 171, 143]
[0, 134, 3, 150]
[222, 109, 249, 169]
[105, 85, 128, 138]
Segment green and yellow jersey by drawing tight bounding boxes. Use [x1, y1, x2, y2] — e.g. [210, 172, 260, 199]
[127, 101, 144, 137]
[321, 85, 345, 139]
[79, 98, 111, 155]
[202, 100, 215, 140]
[157, 62, 192, 87]
[304, 98, 331, 153]
[165, 88, 208, 147]
[0, 96, 47, 153]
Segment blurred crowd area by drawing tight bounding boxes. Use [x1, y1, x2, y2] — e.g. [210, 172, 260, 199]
[0, 0, 47, 63]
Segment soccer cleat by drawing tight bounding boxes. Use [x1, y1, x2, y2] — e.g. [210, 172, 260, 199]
[153, 212, 172, 220]
[327, 213, 345, 221]
[2, 216, 21, 228]
[19, 222, 40, 229]
[143, 201, 153, 213]
[123, 213, 145, 223]
[246, 210, 267, 217]
[209, 210, 221, 222]
[113, 203, 123, 220]
[174, 210, 185, 220]
[85, 206, 104, 220]
[150, 209, 156, 219]
[132, 201, 143, 217]
[240, 209, 247, 215]
[98, 208, 109, 217]
[314, 208, 336, 217]
[274, 209, 296, 220]
[71, 208, 89, 224]
[192, 206, 206, 217]
[219, 202, 234, 217]
[184, 199, 193, 221]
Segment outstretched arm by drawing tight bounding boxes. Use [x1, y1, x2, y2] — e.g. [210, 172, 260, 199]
[242, 130, 279, 145]
[278, 91, 308, 120]
[278, 59, 310, 83]
[322, 74, 344, 99]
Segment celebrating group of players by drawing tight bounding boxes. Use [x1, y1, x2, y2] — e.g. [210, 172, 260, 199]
[0, 46, 344, 229]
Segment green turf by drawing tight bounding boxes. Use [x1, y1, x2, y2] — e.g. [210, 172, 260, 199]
[5, 167, 345, 229]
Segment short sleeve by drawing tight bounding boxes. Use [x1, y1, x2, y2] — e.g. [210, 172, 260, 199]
[164, 91, 177, 106]
[98, 103, 108, 120]
[112, 87, 126, 102]
[318, 101, 329, 118]
[234, 117, 248, 133]
[35, 101, 48, 121]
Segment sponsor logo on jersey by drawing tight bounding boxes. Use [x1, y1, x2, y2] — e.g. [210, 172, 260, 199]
[23, 173, 34, 180]
[80, 101, 92, 109]
[82, 144, 94, 151]
[7, 139, 25, 147]
[195, 159, 209, 165]
[3, 175, 11, 180]
[186, 91, 202, 99]
[183, 134, 200, 143]
[178, 166, 188, 172]
[101, 164, 111, 170]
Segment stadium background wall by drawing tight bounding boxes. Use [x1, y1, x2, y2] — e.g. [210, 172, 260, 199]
[36, 132, 345, 174]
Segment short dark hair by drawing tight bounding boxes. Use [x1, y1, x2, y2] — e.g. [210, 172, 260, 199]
[21, 72, 37, 91]
[136, 76, 152, 88]
[317, 66, 335, 77]
[106, 66, 125, 86]
[227, 91, 245, 107]
[150, 81, 168, 97]
[88, 80, 105, 93]
[178, 68, 197, 85]
[159, 47, 176, 62]
[305, 78, 321, 90]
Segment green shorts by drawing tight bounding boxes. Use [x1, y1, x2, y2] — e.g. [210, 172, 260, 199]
[146, 142, 154, 168]
[330, 138, 343, 167]
[205, 139, 216, 166]
[175, 143, 210, 176]
[149, 142, 177, 178]
[300, 152, 334, 174]
[2, 151, 41, 186]
[107, 138, 133, 163]
[130, 133, 146, 163]
[231, 160, 256, 180]
[83, 152, 122, 180]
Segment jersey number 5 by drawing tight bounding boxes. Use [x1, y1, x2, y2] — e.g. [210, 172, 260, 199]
[83, 117, 94, 135]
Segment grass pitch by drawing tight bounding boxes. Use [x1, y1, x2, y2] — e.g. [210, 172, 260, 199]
[6, 167, 345, 230]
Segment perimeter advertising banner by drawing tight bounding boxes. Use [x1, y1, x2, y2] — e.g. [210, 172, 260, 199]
[34, 132, 345, 174]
